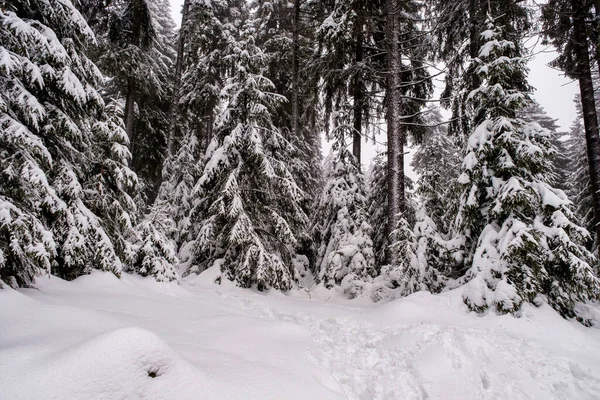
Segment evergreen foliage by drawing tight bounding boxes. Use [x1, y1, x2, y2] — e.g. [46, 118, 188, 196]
[131, 202, 178, 282]
[564, 98, 594, 248]
[313, 140, 376, 297]
[93, 0, 176, 201]
[411, 109, 461, 232]
[0, 0, 138, 286]
[185, 21, 308, 291]
[453, 17, 598, 320]
[519, 101, 569, 191]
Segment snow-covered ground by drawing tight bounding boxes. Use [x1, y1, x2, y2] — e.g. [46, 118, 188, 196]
[2, 269, 600, 400]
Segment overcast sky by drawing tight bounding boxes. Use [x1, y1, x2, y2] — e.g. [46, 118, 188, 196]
[167, 1, 580, 169]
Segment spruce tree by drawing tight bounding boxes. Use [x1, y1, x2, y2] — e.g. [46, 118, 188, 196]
[313, 139, 376, 297]
[93, 0, 176, 202]
[542, 0, 600, 251]
[565, 98, 594, 248]
[411, 108, 461, 233]
[519, 101, 569, 192]
[1, 0, 138, 286]
[454, 17, 598, 321]
[316, 0, 386, 166]
[184, 21, 308, 290]
[131, 202, 178, 282]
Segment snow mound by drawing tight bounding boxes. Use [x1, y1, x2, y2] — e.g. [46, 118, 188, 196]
[3, 327, 208, 400]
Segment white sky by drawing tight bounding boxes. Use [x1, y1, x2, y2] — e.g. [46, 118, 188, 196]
[167, 1, 579, 171]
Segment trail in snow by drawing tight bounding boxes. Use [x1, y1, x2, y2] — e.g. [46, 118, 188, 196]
[215, 286, 600, 400]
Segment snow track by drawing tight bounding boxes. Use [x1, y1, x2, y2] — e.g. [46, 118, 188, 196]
[218, 289, 600, 400]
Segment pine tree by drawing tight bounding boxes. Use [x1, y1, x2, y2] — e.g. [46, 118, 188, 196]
[565, 98, 594, 248]
[93, 0, 176, 202]
[453, 17, 598, 321]
[184, 21, 308, 290]
[131, 202, 178, 282]
[411, 108, 461, 232]
[1, 0, 138, 286]
[543, 0, 600, 251]
[313, 139, 376, 297]
[385, 0, 432, 267]
[519, 101, 569, 192]
[316, 0, 386, 166]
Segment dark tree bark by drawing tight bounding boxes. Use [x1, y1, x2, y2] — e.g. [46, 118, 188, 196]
[167, 0, 190, 155]
[291, 0, 300, 141]
[386, 0, 405, 265]
[352, 9, 364, 167]
[572, 0, 600, 246]
[124, 78, 136, 142]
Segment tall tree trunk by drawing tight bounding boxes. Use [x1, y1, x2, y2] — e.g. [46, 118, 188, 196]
[572, 0, 600, 248]
[352, 10, 364, 167]
[124, 78, 136, 142]
[594, 0, 600, 68]
[168, 0, 190, 155]
[291, 0, 300, 141]
[386, 0, 405, 265]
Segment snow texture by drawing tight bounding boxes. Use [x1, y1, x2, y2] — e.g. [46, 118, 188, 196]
[2, 270, 600, 399]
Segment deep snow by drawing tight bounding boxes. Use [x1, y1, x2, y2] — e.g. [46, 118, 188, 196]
[1, 269, 600, 400]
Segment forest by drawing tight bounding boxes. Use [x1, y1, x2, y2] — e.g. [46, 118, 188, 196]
[2, 0, 600, 327]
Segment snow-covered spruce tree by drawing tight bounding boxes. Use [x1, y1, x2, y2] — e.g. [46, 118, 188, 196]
[315, 0, 386, 165]
[564, 97, 594, 249]
[367, 151, 418, 269]
[519, 100, 569, 192]
[367, 153, 390, 268]
[91, 0, 176, 202]
[184, 22, 308, 290]
[131, 202, 178, 282]
[155, 130, 204, 248]
[372, 207, 449, 299]
[313, 135, 376, 297]
[250, 0, 324, 269]
[411, 108, 461, 233]
[0, 0, 138, 285]
[158, 0, 246, 268]
[176, 0, 245, 153]
[453, 17, 599, 320]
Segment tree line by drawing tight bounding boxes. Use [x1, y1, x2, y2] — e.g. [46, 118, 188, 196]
[1, 0, 600, 324]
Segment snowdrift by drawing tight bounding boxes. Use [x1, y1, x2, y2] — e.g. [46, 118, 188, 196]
[1, 271, 600, 399]
[0, 326, 207, 399]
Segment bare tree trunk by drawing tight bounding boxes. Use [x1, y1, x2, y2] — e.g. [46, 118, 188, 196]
[572, 0, 600, 249]
[167, 0, 190, 155]
[291, 0, 300, 141]
[594, 0, 600, 68]
[386, 0, 405, 265]
[124, 78, 136, 142]
[352, 10, 364, 167]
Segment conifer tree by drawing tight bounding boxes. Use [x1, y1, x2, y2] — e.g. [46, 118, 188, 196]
[313, 137, 376, 297]
[156, 0, 246, 264]
[92, 0, 176, 201]
[251, 0, 323, 263]
[316, 0, 386, 166]
[131, 202, 178, 282]
[542, 0, 600, 250]
[519, 101, 569, 192]
[385, 0, 431, 267]
[411, 108, 461, 232]
[184, 21, 308, 290]
[1, 0, 138, 286]
[453, 17, 598, 321]
[565, 98, 594, 248]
